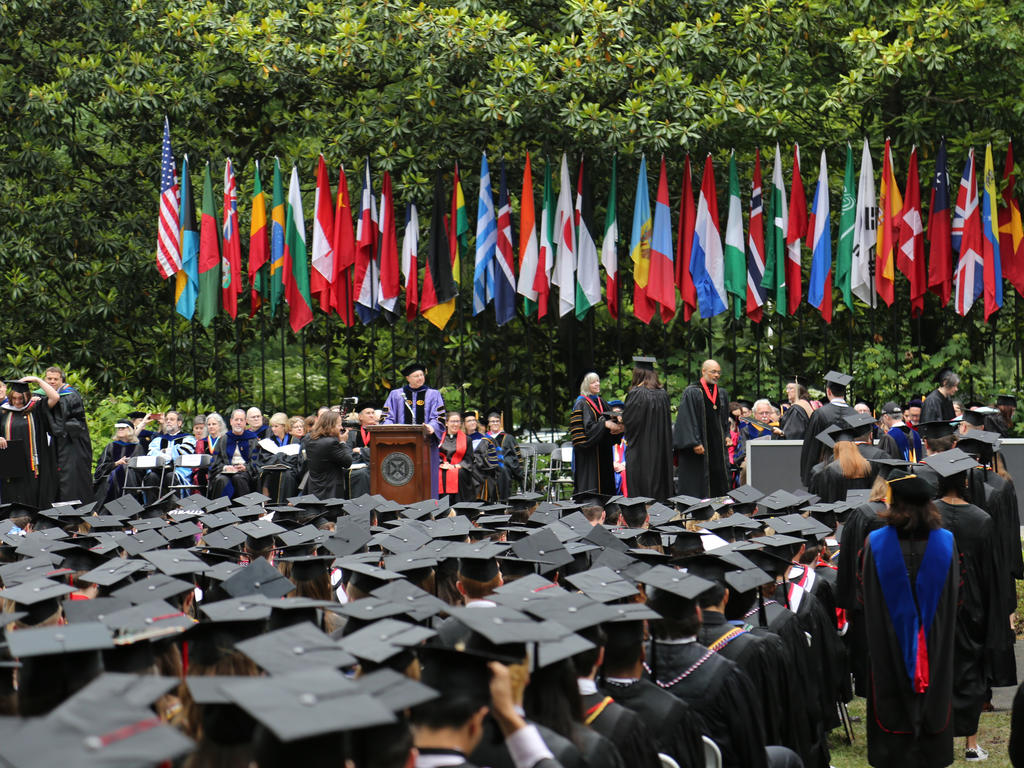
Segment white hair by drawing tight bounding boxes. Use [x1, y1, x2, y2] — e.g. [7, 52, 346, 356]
[752, 398, 773, 413]
[205, 412, 226, 432]
[580, 372, 599, 397]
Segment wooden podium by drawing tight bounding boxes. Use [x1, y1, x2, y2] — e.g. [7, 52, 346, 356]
[367, 424, 432, 503]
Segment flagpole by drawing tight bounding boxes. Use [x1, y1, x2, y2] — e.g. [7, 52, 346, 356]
[754, 321, 761, 395]
[847, 309, 854, 374]
[992, 313, 998, 388]
[280, 312, 287, 412]
[301, 328, 309, 414]
[706, 316, 712, 359]
[1016, 291, 1021, 393]
[170, 312, 177, 408]
[235, 319, 242, 407]
[190, 318, 198, 407]
[326, 314, 332, 406]
[390, 323, 397, 389]
[260, 303, 267, 412]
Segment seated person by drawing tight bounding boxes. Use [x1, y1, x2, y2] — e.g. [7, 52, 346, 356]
[344, 401, 378, 498]
[439, 411, 480, 502]
[247, 406, 269, 439]
[92, 417, 142, 503]
[207, 409, 258, 499]
[463, 410, 486, 447]
[474, 412, 523, 502]
[251, 411, 303, 502]
[138, 410, 196, 499]
[289, 415, 307, 441]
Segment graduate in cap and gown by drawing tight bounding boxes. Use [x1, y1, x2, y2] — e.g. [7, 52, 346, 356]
[568, 372, 623, 498]
[672, 359, 730, 498]
[809, 414, 885, 503]
[0, 376, 59, 508]
[383, 362, 446, 499]
[622, 357, 673, 500]
[799, 371, 855, 488]
[859, 468, 958, 768]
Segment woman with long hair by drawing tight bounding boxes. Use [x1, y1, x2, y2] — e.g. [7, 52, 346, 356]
[780, 380, 815, 439]
[304, 410, 353, 500]
[568, 372, 623, 497]
[859, 469, 958, 767]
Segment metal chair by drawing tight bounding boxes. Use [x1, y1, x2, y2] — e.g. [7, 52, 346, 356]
[547, 443, 575, 500]
[168, 453, 211, 497]
[701, 735, 722, 768]
[658, 755, 681, 768]
[120, 455, 169, 500]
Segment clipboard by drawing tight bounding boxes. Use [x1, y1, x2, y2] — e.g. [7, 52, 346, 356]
[0, 441, 30, 479]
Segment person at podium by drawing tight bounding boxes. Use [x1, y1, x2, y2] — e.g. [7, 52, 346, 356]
[383, 361, 446, 498]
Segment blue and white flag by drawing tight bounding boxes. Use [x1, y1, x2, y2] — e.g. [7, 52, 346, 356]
[474, 152, 497, 315]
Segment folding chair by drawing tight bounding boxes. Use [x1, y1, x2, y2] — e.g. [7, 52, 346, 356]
[168, 453, 212, 497]
[120, 455, 169, 501]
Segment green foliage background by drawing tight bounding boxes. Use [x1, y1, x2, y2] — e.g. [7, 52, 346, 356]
[4, 0, 1024, 435]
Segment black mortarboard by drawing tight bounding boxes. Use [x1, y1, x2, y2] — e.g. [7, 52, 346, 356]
[200, 510, 241, 530]
[401, 361, 427, 377]
[321, 518, 372, 558]
[508, 529, 573, 573]
[922, 447, 978, 478]
[337, 618, 437, 664]
[233, 491, 271, 506]
[514, 594, 622, 632]
[104, 494, 145, 518]
[61, 596, 132, 624]
[221, 557, 294, 599]
[998, 395, 1018, 408]
[220, 668, 394, 742]
[199, 596, 273, 623]
[5, 620, 114, 659]
[202, 525, 248, 551]
[824, 370, 852, 388]
[100, 598, 195, 645]
[446, 605, 563, 662]
[235, 621, 357, 674]
[917, 420, 956, 441]
[0, 577, 75, 624]
[960, 408, 989, 427]
[728, 485, 764, 505]
[112, 573, 194, 605]
[565, 566, 639, 603]
[337, 559, 404, 594]
[357, 666, 439, 711]
[279, 554, 334, 582]
[632, 356, 656, 370]
[114, 528, 167, 557]
[750, 533, 806, 560]
[886, 469, 937, 504]
[640, 565, 715, 600]
[78, 557, 152, 588]
[141, 548, 210, 577]
[370, 579, 447, 623]
[834, 413, 877, 441]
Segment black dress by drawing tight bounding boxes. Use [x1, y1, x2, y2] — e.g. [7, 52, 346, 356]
[0, 399, 57, 508]
[51, 385, 93, 502]
[672, 382, 730, 498]
[473, 432, 523, 502]
[569, 395, 620, 497]
[623, 386, 674, 500]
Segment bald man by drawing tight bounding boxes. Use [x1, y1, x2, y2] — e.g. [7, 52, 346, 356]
[673, 359, 730, 497]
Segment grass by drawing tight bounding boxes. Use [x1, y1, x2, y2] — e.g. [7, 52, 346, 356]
[829, 697, 1013, 767]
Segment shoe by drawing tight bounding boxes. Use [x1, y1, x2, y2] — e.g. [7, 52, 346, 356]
[966, 745, 989, 761]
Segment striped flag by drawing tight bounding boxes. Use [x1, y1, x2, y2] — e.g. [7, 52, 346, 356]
[897, 147, 925, 317]
[690, 154, 727, 318]
[402, 203, 420, 322]
[953, 148, 983, 315]
[269, 159, 287, 314]
[552, 153, 576, 318]
[631, 155, 655, 324]
[534, 158, 556, 318]
[517, 152, 540, 314]
[875, 138, 902, 306]
[835, 144, 856, 310]
[354, 158, 380, 324]
[762, 145, 788, 313]
[676, 155, 697, 322]
[575, 157, 601, 320]
[175, 155, 199, 320]
[332, 165, 356, 325]
[928, 139, 953, 307]
[746, 149, 767, 322]
[310, 154, 336, 313]
[422, 171, 458, 329]
[248, 161, 268, 317]
[197, 161, 221, 328]
[786, 145, 807, 315]
[449, 162, 469, 285]
[648, 156, 676, 322]
[724, 151, 746, 319]
[377, 171, 401, 320]
[601, 155, 619, 320]
[221, 159, 242, 319]
[283, 164, 313, 332]
[157, 118, 181, 280]
[807, 149, 833, 323]
[850, 139, 877, 307]
[982, 143, 1003, 320]
[474, 152, 497, 316]
[999, 141, 1024, 296]
[494, 160, 517, 326]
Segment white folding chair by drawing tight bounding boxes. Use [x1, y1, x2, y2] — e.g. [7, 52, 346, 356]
[658, 754, 680, 768]
[701, 735, 722, 768]
[120, 455, 169, 498]
[168, 453, 211, 496]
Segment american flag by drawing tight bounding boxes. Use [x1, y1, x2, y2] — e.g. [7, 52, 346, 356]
[156, 117, 182, 279]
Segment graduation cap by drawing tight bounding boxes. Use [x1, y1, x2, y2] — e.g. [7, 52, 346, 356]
[401, 361, 427, 377]
[956, 429, 1000, 462]
[78, 557, 152, 589]
[414, 646, 491, 720]
[321, 517, 372, 558]
[113, 528, 167, 557]
[370, 579, 447, 623]
[336, 559, 404, 594]
[640, 565, 716, 614]
[446, 605, 564, 663]
[140, 548, 210, 577]
[632, 356, 656, 370]
[959, 408, 988, 428]
[565, 566, 640, 603]
[112, 573, 195, 605]
[885, 468, 937, 504]
[337, 618, 437, 665]
[238, 519, 287, 550]
[750, 533, 806, 560]
[235, 621, 357, 674]
[202, 525, 248, 551]
[514, 593, 623, 632]
[104, 494, 145, 518]
[0, 577, 75, 624]
[917, 420, 956, 441]
[824, 370, 852, 388]
[835, 413, 877, 441]
[61, 596, 132, 624]
[356, 667, 439, 711]
[755, 489, 804, 517]
[279, 554, 335, 583]
[922, 447, 978, 478]
[998, 395, 1018, 408]
[3, 379, 30, 395]
[221, 557, 294, 600]
[728, 485, 764, 506]
[508, 529, 574, 573]
[233, 491, 271, 507]
[699, 514, 762, 541]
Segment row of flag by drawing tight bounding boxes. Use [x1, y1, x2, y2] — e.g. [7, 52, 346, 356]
[157, 118, 1024, 333]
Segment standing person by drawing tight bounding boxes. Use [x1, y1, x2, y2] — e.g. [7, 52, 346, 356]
[988, 395, 1017, 436]
[383, 362, 446, 499]
[344, 401, 378, 498]
[608, 400, 627, 495]
[44, 366, 93, 502]
[859, 469, 958, 768]
[463, 410, 486, 447]
[780, 378, 815, 439]
[673, 359, 730, 498]
[569, 372, 624, 497]
[438, 411, 477, 501]
[251, 412, 302, 502]
[622, 357, 673, 500]
[799, 371, 854, 487]
[305, 410, 353, 500]
[474, 412, 523, 502]
[922, 369, 959, 424]
[878, 402, 924, 462]
[0, 377, 60, 508]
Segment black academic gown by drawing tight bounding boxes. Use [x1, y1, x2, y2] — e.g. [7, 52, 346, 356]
[92, 440, 141, 503]
[250, 435, 303, 503]
[208, 430, 258, 499]
[599, 677, 706, 768]
[780, 403, 811, 440]
[672, 382, 730, 498]
[646, 640, 768, 768]
[305, 436, 354, 500]
[860, 528, 958, 768]
[622, 386, 674, 500]
[935, 499, 1003, 736]
[811, 443, 883, 502]
[0, 399, 57, 508]
[569, 395, 620, 497]
[921, 389, 955, 423]
[579, 690, 660, 768]
[799, 401, 854, 487]
[51, 385, 93, 502]
[471, 716, 580, 768]
[474, 432, 522, 502]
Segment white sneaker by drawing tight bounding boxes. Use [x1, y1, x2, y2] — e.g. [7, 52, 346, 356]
[966, 745, 989, 761]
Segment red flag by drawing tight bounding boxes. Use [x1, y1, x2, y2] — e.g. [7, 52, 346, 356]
[248, 161, 268, 317]
[875, 139, 902, 306]
[746, 149, 766, 322]
[648, 157, 676, 322]
[897, 147, 925, 317]
[676, 155, 697, 321]
[785, 144, 807, 315]
[927, 139, 953, 307]
[310, 155, 335, 313]
[221, 159, 242, 319]
[378, 171, 401, 317]
[332, 165, 356, 325]
[999, 141, 1024, 296]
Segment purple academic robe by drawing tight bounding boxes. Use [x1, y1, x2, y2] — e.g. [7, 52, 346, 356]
[382, 387, 446, 499]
